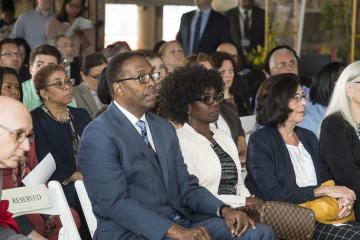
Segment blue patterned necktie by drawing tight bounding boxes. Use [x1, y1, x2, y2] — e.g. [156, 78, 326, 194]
[136, 120, 149, 145]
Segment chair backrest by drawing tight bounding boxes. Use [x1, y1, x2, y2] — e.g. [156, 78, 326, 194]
[1, 181, 80, 240]
[75, 180, 97, 238]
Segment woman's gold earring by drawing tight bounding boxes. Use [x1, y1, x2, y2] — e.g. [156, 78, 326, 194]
[187, 112, 191, 124]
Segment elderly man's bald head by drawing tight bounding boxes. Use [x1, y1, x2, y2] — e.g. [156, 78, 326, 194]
[0, 96, 32, 169]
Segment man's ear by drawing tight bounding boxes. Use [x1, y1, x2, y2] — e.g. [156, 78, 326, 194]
[80, 71, 86, 82]
[113, 82, 124, 96]
[29, 64, 33, 76]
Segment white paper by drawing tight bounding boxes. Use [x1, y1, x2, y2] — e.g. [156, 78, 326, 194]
[22, 153, 56, 186]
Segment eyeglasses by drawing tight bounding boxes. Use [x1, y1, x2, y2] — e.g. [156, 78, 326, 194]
[88, 74, 101, 81]
[115, 72, 160, 84]
[293, 93, 306, 102]
[45, 78, 74, 89]
[275, 59, 297, 69]
[195, 93, 224, 105]
[0, 124, 34, 143]
[0, 51, 23, 58]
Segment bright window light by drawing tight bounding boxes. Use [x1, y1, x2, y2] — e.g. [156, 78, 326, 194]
[104, 4, 139, 49]
[163, 5, 197, 41]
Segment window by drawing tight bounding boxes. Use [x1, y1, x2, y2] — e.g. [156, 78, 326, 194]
[163, 5, 197, 41]
[105, 4, 139, 49]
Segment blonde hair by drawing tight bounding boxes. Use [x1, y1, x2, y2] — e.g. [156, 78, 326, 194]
[326, 61, 360, 129]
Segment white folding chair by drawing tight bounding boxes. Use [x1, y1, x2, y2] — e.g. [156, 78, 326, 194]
[240, 114, 256, 143]
[75, 180, 97, 238]
[1, 181, 80, 240]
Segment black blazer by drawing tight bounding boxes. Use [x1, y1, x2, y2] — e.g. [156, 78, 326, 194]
[177, 9, 231, 55]
[320, 112, 360, 220]
[225, 7, 265, 54]
[245, 126, 331, 204]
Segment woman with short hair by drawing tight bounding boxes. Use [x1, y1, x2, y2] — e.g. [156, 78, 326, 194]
[246, 73, 360, 239]
[31, 64, 91, 239]
[46, 0, 94, 57]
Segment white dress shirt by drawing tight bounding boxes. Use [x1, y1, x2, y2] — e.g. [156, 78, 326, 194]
[114, 100, 156, 151]
[286, 142, 317, 187]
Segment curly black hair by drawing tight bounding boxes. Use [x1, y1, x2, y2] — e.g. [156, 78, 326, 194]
[159, 65, 224, 125]
[256, 73, 300, 128]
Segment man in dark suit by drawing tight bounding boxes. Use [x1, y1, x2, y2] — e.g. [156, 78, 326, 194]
[177, 0, 231, 55]
[77, 51, 275, 239]
[225, 0, 265, 56]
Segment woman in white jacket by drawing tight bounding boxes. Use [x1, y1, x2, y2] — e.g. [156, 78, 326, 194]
[159, 64, 261, 209]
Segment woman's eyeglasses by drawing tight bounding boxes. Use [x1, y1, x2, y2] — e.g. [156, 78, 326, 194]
[293, 93, 306, 102]
[0, 124, 34, 143]
[195, 93, 224, 105]
[45, 78, 75, 89]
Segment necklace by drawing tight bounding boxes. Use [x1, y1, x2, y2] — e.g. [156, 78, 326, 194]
[42, 105, 70, 123]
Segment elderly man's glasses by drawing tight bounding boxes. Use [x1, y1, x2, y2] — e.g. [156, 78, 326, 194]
[45, 78, 74, 89]
[0, 124, 34, 143]
[0, 51, 23, 58]
[195, 93, 224, 105]
[293, 93, 306, 102]
[275, 59, 297, 69]
[115, 72, 160, 84]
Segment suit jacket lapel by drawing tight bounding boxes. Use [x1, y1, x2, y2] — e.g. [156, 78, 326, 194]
[146, 113, 169, 190]
[108, 103, 163, 176]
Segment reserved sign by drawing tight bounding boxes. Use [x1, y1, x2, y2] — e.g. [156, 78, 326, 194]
[1, 184, 52, 214]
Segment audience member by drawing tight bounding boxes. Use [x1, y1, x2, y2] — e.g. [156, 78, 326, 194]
[14, 38, 32, 83]
[184, 54, 248, 162]
[0, 67, 21, 100]
[159, 40, 185, 73]
[152, 40, 166, 54]
[216, 43, 253, 106]
[225, 0, 265, 56]
[0, 0, 16, 40]
[299, 61, 345, 136]
[22, 44, 76, 111]
[145, 52, 167, 88]
[46, 0, 94, 57]
[11, 0, 54, 50]
[212, 51, 252, 116]
[53, 34, 81, 85]
[246, 73, 360, 238]
[74, 52, 107, 118]
[77, 51, 275, 239]
[31, 64, 91, 239]
[320, 61, 360, 221]
[177, 0, 230, 55]
[0, 38, 22, 71]
[0, 96, 32, 240]
[102, 41, 131, 62]
[159, 65, 275, 238]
